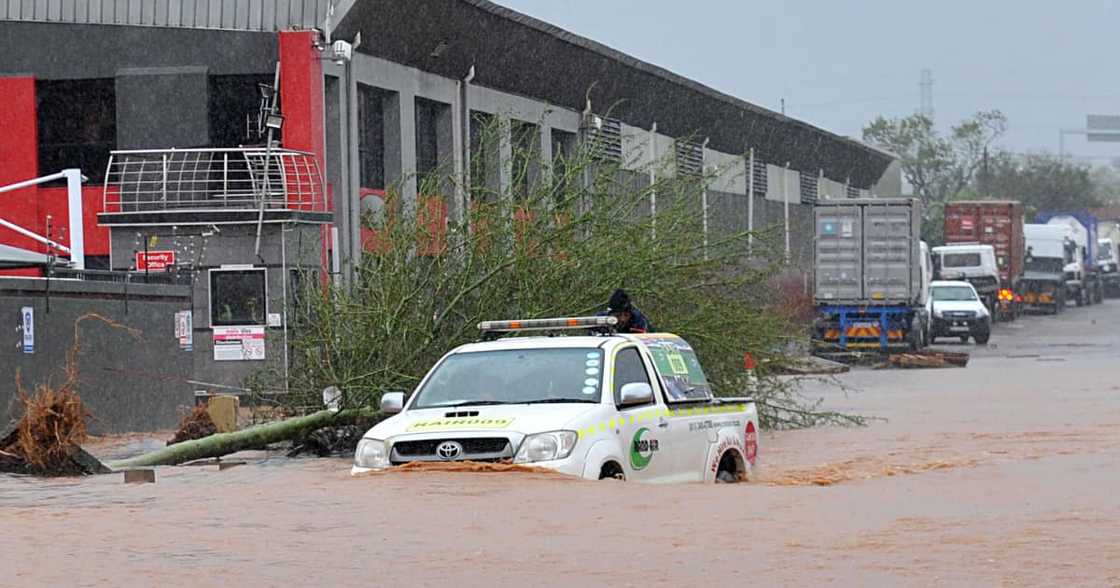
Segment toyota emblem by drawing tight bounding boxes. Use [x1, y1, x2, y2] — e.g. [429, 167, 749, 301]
[436, 441, 464, 460]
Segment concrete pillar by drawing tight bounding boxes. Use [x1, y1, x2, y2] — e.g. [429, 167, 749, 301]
[451, 86, 466, 224]
[384, 92, 417, 214]
[538, 124, 553, 191]
[498, 116, 513, 197]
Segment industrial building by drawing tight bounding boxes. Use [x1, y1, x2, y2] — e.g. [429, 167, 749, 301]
[0, 0, 899, 431]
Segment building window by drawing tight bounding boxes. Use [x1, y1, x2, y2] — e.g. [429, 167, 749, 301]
[470, 111, 498, 201]
[511, 120, 540, 200]
[357, 84, 389, 190]
[37, 79, 116, 182]
[209, 74, 274, 148]
[551, 129, 578, 201]
[209, 268, 267, 326]
[415, 98, 450, 181]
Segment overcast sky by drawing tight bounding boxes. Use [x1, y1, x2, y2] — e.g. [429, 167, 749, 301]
[495, 0, 1120, 164]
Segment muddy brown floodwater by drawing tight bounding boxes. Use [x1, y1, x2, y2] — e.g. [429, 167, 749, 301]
[3, 302, 1120, 586]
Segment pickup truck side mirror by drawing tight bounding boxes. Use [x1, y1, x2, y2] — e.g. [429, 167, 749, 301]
[380, 391, 406, 415]
[619, 382, 654, 407]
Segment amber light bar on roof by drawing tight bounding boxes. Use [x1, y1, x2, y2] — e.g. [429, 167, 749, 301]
[477, 316, 618, 332]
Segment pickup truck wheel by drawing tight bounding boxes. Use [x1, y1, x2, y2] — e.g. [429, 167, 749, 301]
[598, 462, 625, 481]
[715, 452, 745, 484]
[959, 335, 970, 344]
[973, 331, 990, 344]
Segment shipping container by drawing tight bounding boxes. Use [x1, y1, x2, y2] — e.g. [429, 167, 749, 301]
[814, 198, 923, 305]
[943, 201, 1025, 289]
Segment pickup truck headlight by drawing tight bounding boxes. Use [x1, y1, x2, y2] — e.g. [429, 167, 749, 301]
[354, 438, 389, 469]
[514, 431, 577, 463]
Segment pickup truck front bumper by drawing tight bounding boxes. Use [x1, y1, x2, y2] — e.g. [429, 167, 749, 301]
[931, 313, 989, 338]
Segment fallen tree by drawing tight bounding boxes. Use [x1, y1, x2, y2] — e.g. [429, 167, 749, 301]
[106, 408, 378, 470]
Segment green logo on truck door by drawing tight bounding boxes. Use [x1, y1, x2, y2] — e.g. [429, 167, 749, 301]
[629, 427, 659, 470]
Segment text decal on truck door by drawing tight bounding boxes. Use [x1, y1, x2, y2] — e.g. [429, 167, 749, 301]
[629, 428, 660, 470]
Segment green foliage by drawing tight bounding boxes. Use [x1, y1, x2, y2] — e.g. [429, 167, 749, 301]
[258, 116, 861, 429]
[863, 110, 1007, 244]
[982, 151, 1102, 216]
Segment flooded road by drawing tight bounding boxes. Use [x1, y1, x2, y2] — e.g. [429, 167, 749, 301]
[3, 302, 1119, 586]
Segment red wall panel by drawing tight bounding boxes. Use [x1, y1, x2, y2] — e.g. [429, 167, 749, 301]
[0, 76, 43, 253]
[0, 77, 109, 259]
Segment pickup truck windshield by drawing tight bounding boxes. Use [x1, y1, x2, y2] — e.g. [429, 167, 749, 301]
[942, 253, 981, 268]
[411, 348, 603, 408]
[932, 286, 977, 301]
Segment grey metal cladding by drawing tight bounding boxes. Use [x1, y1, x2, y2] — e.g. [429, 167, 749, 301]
[1, 0, 327, 30]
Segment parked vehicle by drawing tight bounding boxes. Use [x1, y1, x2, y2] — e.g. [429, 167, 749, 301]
[928, 280, 992, 344]
[943, 201, 1025, 320]
[1099, 237, 1119, 297]
[352, 317, 760, 484]
[932, 244, 1000, 318]
[1022, 224, 1073, 314]
[811, 198, 930, 352]
[1036, 211, 1104, 305]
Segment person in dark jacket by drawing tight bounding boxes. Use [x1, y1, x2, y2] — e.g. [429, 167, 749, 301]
[600, 289, 653, 333]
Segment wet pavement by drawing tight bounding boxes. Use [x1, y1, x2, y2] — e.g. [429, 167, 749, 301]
[2, 302, 1119, 586]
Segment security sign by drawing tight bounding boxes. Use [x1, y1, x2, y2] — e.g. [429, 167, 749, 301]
[136, 250, 176, 271]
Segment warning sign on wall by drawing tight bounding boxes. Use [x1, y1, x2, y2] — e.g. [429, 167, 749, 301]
[212, 326, 265, 361]
[174, 310, 193, 351]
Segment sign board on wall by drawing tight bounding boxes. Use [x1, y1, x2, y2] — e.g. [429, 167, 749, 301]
[21, 306, 34, 354]
[136, 250, 176, 271]
[213, 326, 265, 361]
[174, 310, 193, 351]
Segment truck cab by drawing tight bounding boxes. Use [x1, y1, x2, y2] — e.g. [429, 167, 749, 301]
[932, 244, 1000, 315]
[1022, 224, 1072, 313]
[352, 317, 759, 484]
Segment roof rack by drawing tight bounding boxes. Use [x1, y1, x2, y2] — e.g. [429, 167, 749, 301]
[478, 316, 618, 340]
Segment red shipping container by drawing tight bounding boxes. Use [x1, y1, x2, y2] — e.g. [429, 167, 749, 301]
[943, 200, 1025, 288]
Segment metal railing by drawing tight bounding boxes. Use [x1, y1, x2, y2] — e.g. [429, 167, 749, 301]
[103, 147, 327, 214]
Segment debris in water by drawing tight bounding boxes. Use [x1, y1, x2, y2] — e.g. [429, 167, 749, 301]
[0, 386, 108, 476]
[167, 404, 219, 446]
[886, 350, 969, 369]
[0, 313, 134, 476]
[287, 424, 368, 457]
[123, 469, 156, 484]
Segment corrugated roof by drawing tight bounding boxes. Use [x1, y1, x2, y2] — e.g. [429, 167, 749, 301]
[332, 0, 893, 188]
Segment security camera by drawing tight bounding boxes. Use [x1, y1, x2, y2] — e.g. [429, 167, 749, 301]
[331, 40, 353, 63]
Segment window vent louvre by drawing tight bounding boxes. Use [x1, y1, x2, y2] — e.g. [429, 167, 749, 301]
[800, 173, 818, 205]
[581, 114, 622, 162]
[751, 160, 768, 196]
[674, 140, 704, 177]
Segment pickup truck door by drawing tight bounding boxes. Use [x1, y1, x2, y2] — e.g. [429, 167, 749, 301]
[610, 345, 674, 482]
[636, 336, 723, 482]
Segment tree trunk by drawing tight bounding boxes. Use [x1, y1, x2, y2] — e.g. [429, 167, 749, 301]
[106, 408, 377, 470]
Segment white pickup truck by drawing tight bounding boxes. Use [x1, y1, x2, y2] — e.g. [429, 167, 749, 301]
[352, 317, 760, 483]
